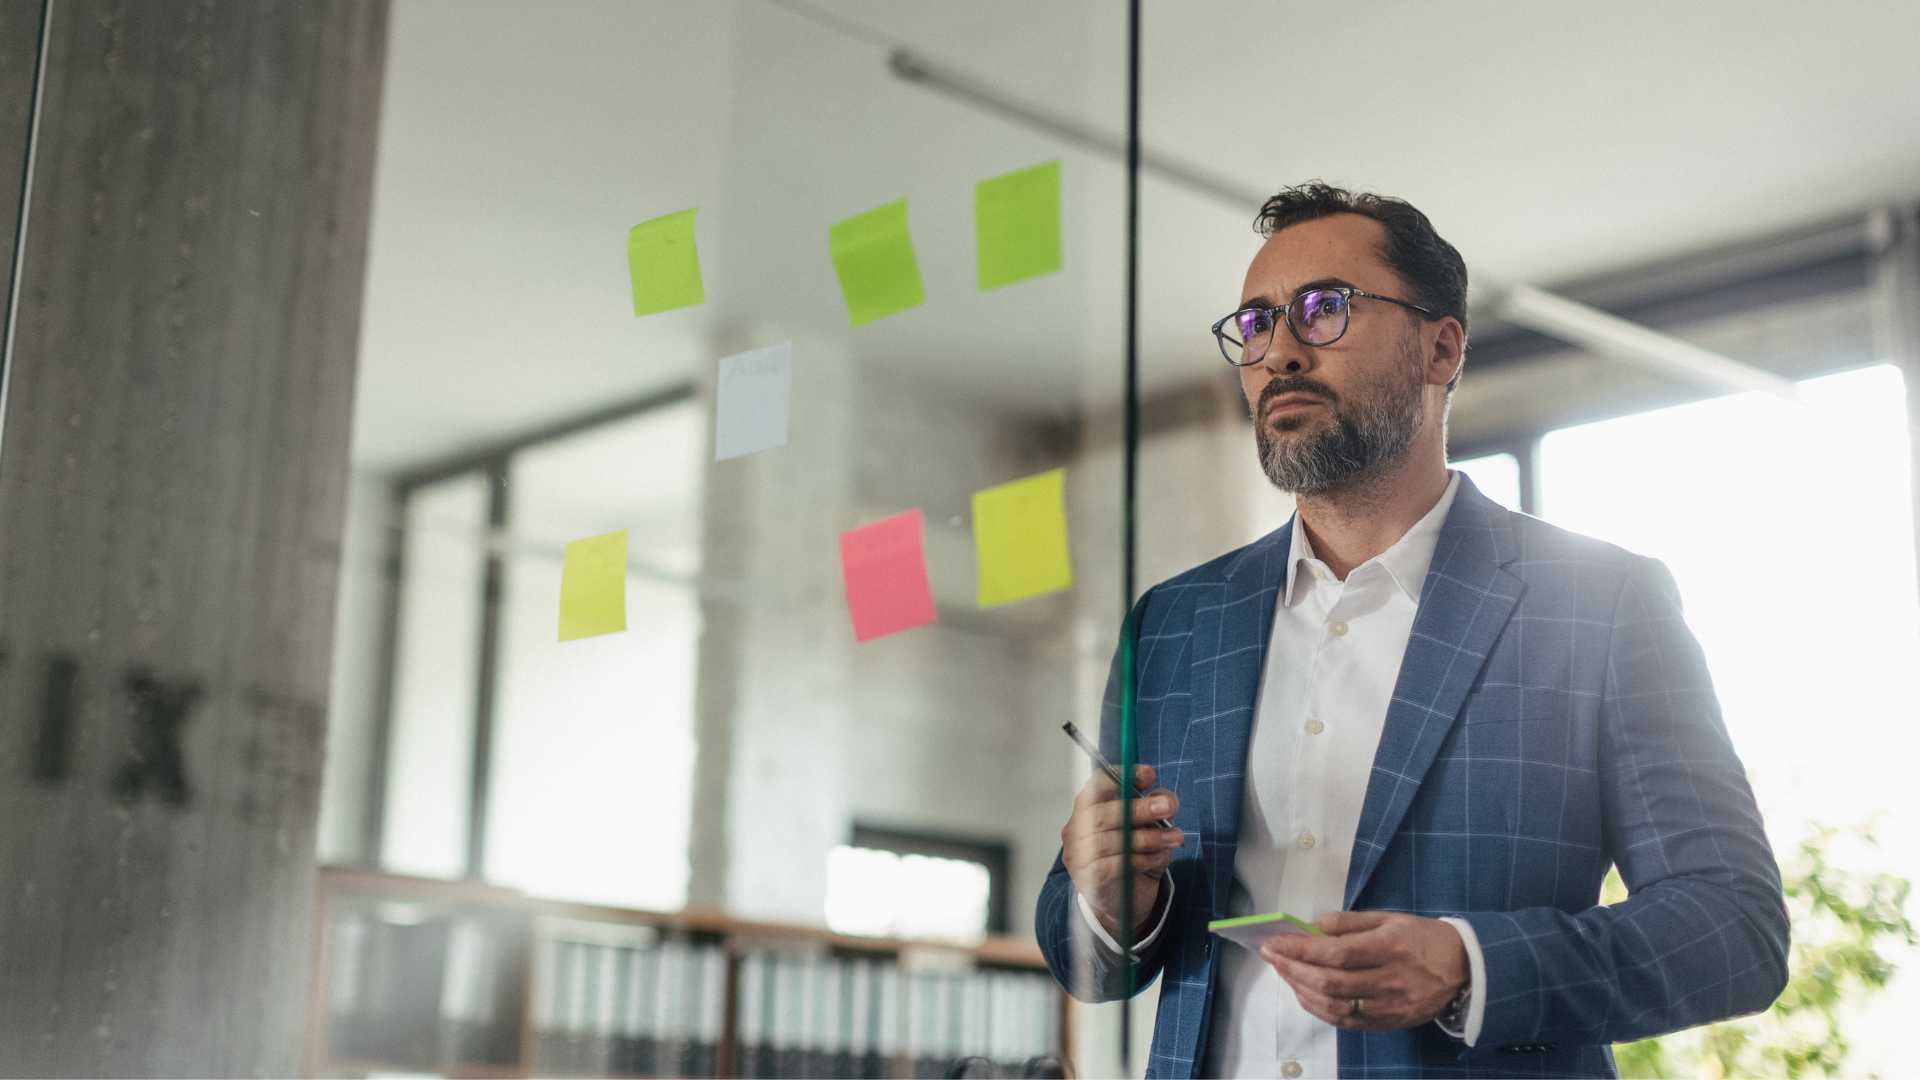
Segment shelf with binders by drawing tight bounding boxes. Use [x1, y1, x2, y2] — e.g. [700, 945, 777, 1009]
[305, 866, 1071, 1078]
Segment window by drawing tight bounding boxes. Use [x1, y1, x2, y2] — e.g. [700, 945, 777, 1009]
[1450, 451, 1523, 512]
[824, 825, 1010, 944]
[486, 402, 704, 909]
[369, 394, 703, 912]
[1536, 362, 1920, 1060]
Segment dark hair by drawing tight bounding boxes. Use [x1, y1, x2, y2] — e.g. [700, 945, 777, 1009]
[1254, 181, 1468, 393]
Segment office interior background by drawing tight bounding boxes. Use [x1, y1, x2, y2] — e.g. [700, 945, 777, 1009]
[1, 0, 1917, 1076]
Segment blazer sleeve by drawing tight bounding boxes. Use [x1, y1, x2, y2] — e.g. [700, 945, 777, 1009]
[1035, 586, 1175, 1002]
[1457, 556, 1790, 1049]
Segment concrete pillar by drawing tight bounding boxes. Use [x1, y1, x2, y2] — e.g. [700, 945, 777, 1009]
[0, 2, 387, 1074]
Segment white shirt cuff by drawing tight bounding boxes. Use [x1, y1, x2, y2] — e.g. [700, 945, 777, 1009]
[1434, 916, 1486, 1046]
[1075, 874, 1174, 960]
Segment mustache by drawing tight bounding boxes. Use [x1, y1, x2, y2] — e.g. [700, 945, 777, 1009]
[1257, 380, 1335, 412]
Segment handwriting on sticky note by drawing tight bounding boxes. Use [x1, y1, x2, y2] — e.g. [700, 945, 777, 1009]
[627, 208, 704, 317]
[973, 468, 1073, 607]
[976, 160, 1062, 291]
[715, 342, 793, 462]
[558, 529, 628, 642]
[839, 510, 937, 642]
[829, 200, 925, 327]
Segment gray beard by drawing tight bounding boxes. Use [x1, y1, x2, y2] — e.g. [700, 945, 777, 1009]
[1255, 346, 1425, 496]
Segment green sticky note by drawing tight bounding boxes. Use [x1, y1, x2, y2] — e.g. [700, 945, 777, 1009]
[558, 529, 628, 642]
[976, 160, 1062, 291]
[627, 208, 704, 317]
[973, 467, 1073, 607]
[1207, 911, 1325, 950]
[829, 199, 926, 327]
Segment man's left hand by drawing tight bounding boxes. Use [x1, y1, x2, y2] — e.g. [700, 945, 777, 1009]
[1259, 911, 1467, 1032]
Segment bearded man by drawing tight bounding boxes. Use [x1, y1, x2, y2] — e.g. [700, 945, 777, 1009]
[1034, 182, 1788, 1079]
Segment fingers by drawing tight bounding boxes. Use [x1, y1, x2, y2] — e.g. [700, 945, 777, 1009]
[1270, 961, 1406, 1032]
[1079, 790, 1178, 833]
[1316, 910, 1395, 935]
[1071, 763, 1158, 810]
[1071, 851, 1176, 892]
[1069, 824, 1185, 861]
[1260, 945, 1386, 1000]
[1266, 921, 1399, 970]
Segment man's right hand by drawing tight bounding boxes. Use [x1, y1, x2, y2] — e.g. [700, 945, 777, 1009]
[1060, 763, 1184, 939]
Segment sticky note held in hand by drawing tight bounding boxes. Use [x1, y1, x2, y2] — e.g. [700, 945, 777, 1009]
[627, 208, 705, 317]
[839, 510, 938, 642]
[972, 467, 1073, 607]
[558, 529, 628, 642]
[976, 160, 1062, 291]
[829, 199, 926, 327]
[1207, 911, 1324, 951]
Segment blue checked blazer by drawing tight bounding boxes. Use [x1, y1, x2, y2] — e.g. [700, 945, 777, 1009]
[1035, 474, 1789, 1078]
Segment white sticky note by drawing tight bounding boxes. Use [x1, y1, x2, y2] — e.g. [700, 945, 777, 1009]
[714, 342, 793, 462]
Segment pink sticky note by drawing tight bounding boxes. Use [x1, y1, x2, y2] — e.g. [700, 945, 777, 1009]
[839, 510, 937, 643]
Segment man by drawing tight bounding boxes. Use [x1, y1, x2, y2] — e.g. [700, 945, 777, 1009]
[1034, 182, 1788, 1078]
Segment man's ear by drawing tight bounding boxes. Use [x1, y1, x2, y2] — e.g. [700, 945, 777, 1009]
[1428, 317, 1466, 387]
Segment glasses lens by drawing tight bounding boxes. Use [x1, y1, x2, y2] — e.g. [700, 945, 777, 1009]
[1290, 288, 1350, 345]
[1223, 307, 1275, 365]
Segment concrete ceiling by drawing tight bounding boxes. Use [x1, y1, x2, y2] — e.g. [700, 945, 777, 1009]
[350, 0, 1920, 471]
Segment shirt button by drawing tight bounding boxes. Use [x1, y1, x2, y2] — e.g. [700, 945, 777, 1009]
[1329, 621, 1348, 637]
[1282, 1060, 1304, 1078]
[1305, 718, 1324, 735]
[1297, 831, 1316, 850]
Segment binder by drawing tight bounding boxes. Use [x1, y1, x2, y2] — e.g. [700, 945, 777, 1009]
[802, 954, 830, 1078]
[848, 958, 874, 1079]
[776, 953, 806, 1077]
[875, 963, 902, 1080]
[589, 940, 620, 1073]
[829, 957, 855, 1078]
[611, 945, 640, 1076]
[565, 940, 593, 1074]
[324, 910, 369, 1061]
[691, 944, 725, 1077]
[435, 917, 488, 1066]
[662, 939, 698, 1078]
[737, 952, 766, 1079]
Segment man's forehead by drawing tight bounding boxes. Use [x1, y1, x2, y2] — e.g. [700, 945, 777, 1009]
[1241, 214, 1390, 304]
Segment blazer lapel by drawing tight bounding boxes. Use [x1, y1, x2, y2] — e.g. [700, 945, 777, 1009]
[1343, 479, 1527, 910]
[1193, 519, 1290, 919]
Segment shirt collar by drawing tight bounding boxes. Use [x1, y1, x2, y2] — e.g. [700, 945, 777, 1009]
[1284, 469, 1463, 607]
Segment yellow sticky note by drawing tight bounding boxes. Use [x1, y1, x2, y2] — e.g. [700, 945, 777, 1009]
[973, 468, 1073, 607]
[558, 529, 628, 641]
[829, 200, 926, 327]
[627, 208, 704, 317]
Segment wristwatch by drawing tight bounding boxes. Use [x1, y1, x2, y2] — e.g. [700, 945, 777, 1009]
[1438, 982, 1472, 1030]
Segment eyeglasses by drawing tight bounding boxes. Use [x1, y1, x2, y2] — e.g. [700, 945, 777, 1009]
[1211, 285, 1439, 367]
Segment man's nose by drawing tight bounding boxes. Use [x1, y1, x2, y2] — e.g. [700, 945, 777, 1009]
[1262, 344, 1310, 375]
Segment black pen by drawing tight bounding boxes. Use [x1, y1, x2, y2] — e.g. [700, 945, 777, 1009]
[1061, 721, 1176, 829]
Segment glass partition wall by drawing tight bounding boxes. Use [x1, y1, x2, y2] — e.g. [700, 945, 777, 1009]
[11, 2, 1915, 1077]
[312, 1, 1135, 1075]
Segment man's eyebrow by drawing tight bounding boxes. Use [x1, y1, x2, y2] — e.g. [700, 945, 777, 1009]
[1240, 277, 1358, 309]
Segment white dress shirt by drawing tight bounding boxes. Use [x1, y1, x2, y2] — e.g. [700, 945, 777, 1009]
[1077, 469, 1486, 1078]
